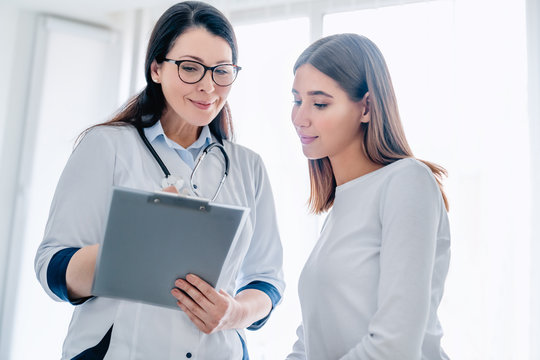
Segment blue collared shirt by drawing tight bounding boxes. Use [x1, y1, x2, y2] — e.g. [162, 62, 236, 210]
[144, 121, 211, 169]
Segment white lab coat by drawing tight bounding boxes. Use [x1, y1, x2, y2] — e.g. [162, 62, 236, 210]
[35, 123, 285, 359]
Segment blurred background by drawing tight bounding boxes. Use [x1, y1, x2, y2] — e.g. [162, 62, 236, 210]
[0, 0, 538, 358]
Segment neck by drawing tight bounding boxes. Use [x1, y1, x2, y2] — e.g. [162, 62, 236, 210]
[329, 139, 383, 186]
[160, 111, 202, 148]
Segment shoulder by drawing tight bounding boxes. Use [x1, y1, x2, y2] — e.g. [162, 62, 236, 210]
[221, 141, 271, 194]
[385, 158, 438, 186]
[377, 158, 446, 223]
[76, 124, 138, 150]
[79, 124, 137, 141]
[380, 158, 442, 204]
[222, 140, 264, 167]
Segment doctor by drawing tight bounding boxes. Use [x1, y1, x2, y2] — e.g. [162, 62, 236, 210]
[34, 2, 284, 359]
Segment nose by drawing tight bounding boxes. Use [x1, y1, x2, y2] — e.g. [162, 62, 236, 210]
[197, 69, 215, 93]
[292, 103, 309, 128]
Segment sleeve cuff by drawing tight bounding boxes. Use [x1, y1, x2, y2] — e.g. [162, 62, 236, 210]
[237, 280, 281, 330]
[46, 247, 92, 305]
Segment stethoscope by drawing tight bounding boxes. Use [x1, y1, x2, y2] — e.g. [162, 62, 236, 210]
[136, 126, 230, 202]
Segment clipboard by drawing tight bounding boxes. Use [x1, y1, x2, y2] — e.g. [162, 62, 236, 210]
[92, 186, 250, 310]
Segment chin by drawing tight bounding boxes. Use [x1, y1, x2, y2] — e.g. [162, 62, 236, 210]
[302, 149, 326, 160]
[191, 115, 217, 127]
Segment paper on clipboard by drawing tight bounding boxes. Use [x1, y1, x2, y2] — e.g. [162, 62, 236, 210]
[91, 186, 250, 310]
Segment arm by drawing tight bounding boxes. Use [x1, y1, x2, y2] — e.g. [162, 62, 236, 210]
[35, 128, 116, 303]
[171, 154, 285, 332]
[341, 164, 443, 359]
[65, 244, 100, 299]
[234, 154, 285, 311]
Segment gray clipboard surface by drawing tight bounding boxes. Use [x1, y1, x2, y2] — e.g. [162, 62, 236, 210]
[92, 186, 249, 310]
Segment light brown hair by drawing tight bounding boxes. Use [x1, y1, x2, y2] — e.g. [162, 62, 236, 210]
[294, 33, 448, 213]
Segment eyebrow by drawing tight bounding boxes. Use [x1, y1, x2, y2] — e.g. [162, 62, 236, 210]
[179, 55, 232, 64]
[291, 89, 334, 98]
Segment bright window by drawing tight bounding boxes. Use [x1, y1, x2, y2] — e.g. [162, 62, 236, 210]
[228, 17, 315, 359]
[8, 17, 119, 359]
[324, 1, 529, 359]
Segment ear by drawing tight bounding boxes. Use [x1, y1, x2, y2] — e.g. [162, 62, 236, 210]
[359, 92, 370, 124]
[150, 60, 162, 84]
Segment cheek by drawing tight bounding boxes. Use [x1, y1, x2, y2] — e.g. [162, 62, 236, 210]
[217, 86, 232, 102]
[318, 110, 360, 143]
[315, 115, 339, 135]
[162, 80, 188, 102]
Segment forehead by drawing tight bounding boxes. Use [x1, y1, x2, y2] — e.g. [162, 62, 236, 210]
[167, 27, 232, 64]
[293, 64, 343, 95]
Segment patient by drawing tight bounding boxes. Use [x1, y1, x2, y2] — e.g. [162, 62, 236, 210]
[287, 33, 451, 359]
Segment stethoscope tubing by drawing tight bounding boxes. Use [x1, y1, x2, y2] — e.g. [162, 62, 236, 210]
[137, 126, 172, 177]
[137, 125, 230, 201]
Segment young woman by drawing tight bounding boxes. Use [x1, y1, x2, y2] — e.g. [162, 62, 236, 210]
[34, 2, 284, 359]
[287, 33, 450, 359]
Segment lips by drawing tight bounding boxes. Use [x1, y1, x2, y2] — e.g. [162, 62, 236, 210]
[190, 99, 215, 110]
[299, 135, 318, 145]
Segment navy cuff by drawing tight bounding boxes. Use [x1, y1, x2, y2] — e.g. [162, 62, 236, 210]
[236, 280, 281, 330]
[47, 247, 91, 305]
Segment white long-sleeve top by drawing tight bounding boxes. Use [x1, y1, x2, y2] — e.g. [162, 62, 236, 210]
[34, 122, 285, 360]
[287, 158, 450, 360]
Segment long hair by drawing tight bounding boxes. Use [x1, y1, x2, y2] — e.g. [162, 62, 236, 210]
[86, 1, 237, 142]
[294, 33, 448, 213]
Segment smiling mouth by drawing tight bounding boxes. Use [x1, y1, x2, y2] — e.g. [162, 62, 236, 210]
[299, 135, 318, 145]
[190, 99, 215, 110]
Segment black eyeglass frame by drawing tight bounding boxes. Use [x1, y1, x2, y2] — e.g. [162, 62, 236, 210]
[162, 58, 242, 87]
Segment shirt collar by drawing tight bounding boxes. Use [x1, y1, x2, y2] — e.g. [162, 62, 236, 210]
[144, 120, 212, 151]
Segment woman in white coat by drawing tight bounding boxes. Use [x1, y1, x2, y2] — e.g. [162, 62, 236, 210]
[287, 33, 450, 359]
[34, 2, 284, 359]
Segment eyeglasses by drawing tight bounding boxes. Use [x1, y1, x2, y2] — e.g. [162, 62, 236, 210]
[163, 59, 242, 87]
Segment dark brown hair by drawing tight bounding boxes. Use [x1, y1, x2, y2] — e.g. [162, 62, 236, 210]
[294, 33, 448, 213]
[86, 1, 238, 142]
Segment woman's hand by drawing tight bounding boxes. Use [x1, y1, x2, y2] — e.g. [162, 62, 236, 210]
[171, 274, 244, 334]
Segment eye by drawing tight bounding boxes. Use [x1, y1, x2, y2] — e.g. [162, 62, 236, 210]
[214, 67, 231, 75]
[314, 103, 328, 109]
[181, 65, 198, 72]
[293, 99, 302, 106]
